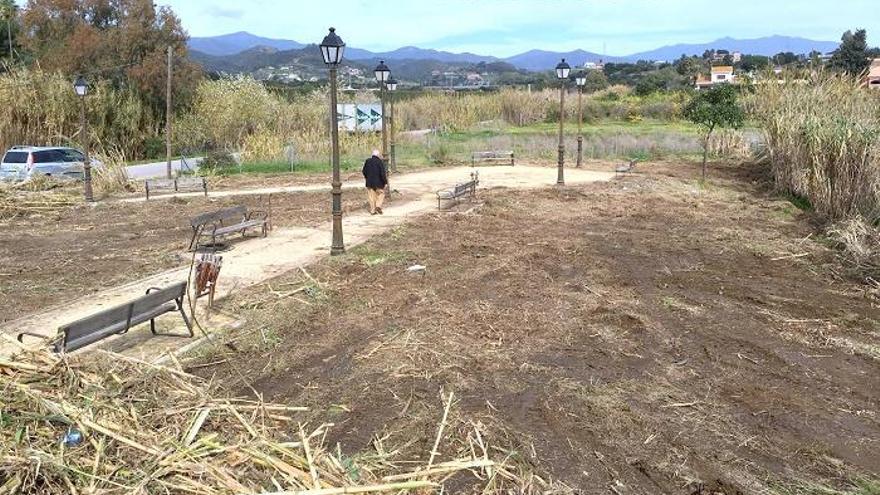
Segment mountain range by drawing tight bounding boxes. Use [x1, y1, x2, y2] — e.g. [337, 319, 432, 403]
[187, 33, 841, 72]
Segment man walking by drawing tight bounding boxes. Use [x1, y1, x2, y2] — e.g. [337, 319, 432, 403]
[362, 149, 388, 215]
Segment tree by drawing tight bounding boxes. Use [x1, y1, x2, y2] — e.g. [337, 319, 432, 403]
[682, 84, 745, 180]
[675, 55, 705, 84]
[582, 69, 609, 93]
[20, 0, 202, 116]
[0, 0, 18, 62]
[737, 54, 770, 72]
[830, 29, 870, 75]
[634, 67, 683, 96]
[773, 52, 799, 66]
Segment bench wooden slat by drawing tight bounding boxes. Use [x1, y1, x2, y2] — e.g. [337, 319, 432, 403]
[190, 206, 247, 228]
[471, 150, 514, 166]
[208, 220, 266, 236]
[145, 177, 208, 199]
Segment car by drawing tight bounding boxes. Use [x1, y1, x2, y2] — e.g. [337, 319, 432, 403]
[0, 146, 101, 182]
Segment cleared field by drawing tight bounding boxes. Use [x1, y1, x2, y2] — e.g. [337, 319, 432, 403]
[184, 160, 880, 494]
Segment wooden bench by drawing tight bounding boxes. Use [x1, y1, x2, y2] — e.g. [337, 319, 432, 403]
[189, 205, 271, 250]
[17, 281, 193, 353]
[145, 177, 208, 200]
[471, 150, 514, 167]
[615, 159, 638, 174]
[437, 171, 479, 209]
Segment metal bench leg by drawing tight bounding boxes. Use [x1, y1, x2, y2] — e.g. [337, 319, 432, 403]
[177, 297, 194, 337]
[188, 229, 199, 251]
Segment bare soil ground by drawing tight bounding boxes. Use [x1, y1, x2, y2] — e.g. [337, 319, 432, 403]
[0, 185, 394, 323]
[190, 160, 879, 494]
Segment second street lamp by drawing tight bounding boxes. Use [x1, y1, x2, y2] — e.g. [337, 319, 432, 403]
[374, 60, 390, 169]
[386, 76, 398, 173]
[73, 75, 94, 202]
[555, 58, 571, 185]
[320, 27, 345, 256]
[575, 70, 587, 168]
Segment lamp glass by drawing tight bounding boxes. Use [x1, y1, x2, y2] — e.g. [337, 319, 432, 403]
[74, 76, 88, 97]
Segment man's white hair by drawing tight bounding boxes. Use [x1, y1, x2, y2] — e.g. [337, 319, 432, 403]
[372, 149, 381, 157]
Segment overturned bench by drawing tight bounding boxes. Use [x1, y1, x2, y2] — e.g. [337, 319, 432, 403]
[437, 171, 479, 210]
[472, 150, 514, 167]
[189, 204, 271, 250]
[17, 281, 193, 353]
[145, 176, 208, 200]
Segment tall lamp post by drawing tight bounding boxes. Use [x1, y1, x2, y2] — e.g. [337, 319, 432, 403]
[73, 76, 94, 202]
[386, 76, 398, 173]
[320, 27, 346, 256]
[373, 60, 390, 167]
[555, 59, 571, 185]
[575, 70, 587, 168]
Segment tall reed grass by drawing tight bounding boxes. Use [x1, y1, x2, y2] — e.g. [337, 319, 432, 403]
[752, 72, 880, 223]
[0, 69, 157, 158]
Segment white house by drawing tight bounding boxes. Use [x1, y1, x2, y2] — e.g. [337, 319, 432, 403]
[695, 66, 736, 89]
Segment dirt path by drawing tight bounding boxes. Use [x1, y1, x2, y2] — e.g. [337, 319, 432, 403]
[0, 165, 613, 357]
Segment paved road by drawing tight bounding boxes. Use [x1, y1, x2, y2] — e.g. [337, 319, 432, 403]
[125, 157, 203, 179]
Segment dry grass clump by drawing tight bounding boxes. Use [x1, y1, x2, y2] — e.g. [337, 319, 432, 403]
[395, 91, 501, 131]
[826, 217, 880, 278]
[0, 348, 548, 494]
[752, 72, 880, 223]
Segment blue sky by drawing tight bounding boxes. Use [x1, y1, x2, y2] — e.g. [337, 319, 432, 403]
[162, 0, 880, 57]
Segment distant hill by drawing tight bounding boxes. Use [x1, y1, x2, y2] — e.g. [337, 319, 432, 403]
[189, 32, 304, 56]
[624, 36, 839, 62]
[352, 46, 498, 64]
[502, 49, 622, 71]
[186, 32, 842, 74]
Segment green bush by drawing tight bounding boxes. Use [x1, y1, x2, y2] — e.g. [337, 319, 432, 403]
[142, 136, 166, 160]
[199, 151, 238, 175]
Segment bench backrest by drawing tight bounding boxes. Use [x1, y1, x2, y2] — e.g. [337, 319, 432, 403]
[191, 205, 248, 228]
[131, 282, 187, 317]
[453, 182, 474, 195]
[57, 304, 134, 352]
[472, 150, 513, 159]
[145, 178, 176, 190]
[175, 177, 206, 190]
[56, 281, 187, 353]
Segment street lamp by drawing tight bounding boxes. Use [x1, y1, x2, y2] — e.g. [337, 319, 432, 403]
[320, 27, 345, 256]
[575, 70, 587, 168]
[373, 60, 391, 171]
[555, 58, 571, 185]
[73, 75, 94, 202]
[386, 76, 398, 173]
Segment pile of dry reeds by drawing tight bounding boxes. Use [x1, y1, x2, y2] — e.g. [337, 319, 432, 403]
[0, 348, 523, 494]
[0, 184, 79, 219]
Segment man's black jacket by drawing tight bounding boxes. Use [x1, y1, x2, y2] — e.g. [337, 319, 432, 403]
[362, 156, 388, 189]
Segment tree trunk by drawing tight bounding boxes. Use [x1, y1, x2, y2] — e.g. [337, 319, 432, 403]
[702, 125, 715, 181]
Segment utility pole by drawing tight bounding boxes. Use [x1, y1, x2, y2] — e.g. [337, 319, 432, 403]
[165, 45, 173, 179]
